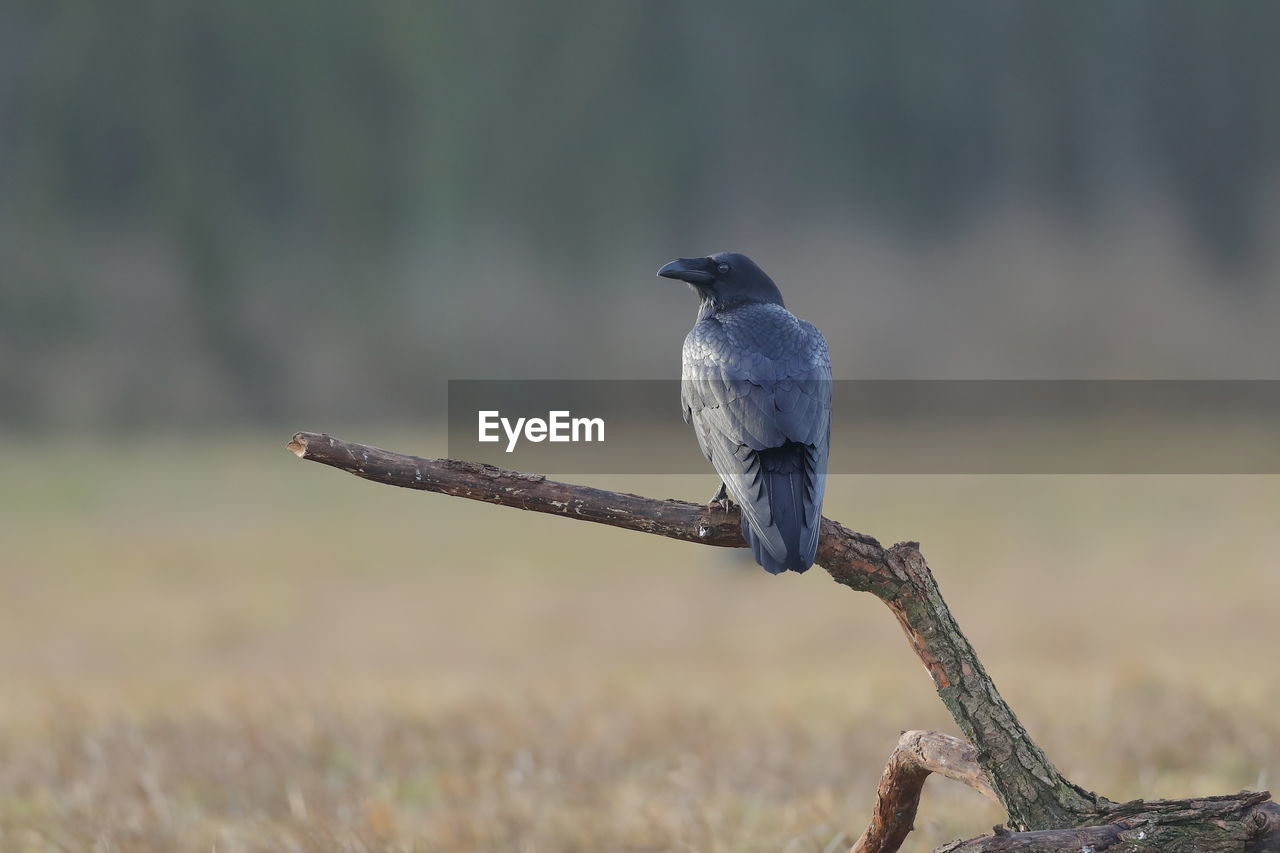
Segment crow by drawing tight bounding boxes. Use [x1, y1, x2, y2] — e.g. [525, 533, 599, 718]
[658, 252, 831, 574]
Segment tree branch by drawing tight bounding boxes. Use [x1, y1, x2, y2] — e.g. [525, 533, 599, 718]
[287, 430, 1097, 829]
[286, 431, 1279, 853]
[287, 431, 749, 547]
[851, 730, 998, 853]
[934, 795, 1280, 853]
[848, 733, 1280, 853]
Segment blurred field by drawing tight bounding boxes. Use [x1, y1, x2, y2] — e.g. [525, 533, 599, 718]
[1, 432, 1277, 852]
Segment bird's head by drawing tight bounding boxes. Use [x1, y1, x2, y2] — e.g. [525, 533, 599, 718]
[657, 252, 785, 309]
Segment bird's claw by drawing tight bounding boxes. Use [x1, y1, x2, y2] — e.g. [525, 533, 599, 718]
[707, 483, 733, 512]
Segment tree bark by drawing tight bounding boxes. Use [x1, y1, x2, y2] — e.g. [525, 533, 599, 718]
[286, 431, 1279, 853]
[851, 730, 998, 853]
[934, 794, 1280, 853]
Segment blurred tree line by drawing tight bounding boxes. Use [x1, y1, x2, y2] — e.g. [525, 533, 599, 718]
[1, 2, 1278, 426]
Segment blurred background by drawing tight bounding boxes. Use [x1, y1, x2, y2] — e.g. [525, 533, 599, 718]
[5, 1, 1280, 427]
[2, 3, 1278, 851]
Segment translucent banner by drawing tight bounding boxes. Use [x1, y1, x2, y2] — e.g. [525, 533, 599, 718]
[447, 380, 1280, 474]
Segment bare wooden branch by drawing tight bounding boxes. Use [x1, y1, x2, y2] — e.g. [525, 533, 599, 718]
[287, 431, 1280, 852]
[285, 432, 1095, 824]
[287, 431, 750, 547]
[851, 730, 998, 853]
[933, 795, 1280, 853]
[287, 430, 1097, 829]
[847, 732, 1280, 853]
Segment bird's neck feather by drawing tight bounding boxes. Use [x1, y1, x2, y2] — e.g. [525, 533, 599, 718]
[695, 292, 720, 321]
[698, 294, 786, 321]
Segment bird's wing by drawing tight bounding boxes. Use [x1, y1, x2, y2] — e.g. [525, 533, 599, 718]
[682, 313, 832, 562]
[794, 320, 831, 560]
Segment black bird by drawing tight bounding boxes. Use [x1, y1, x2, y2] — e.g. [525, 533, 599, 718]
[658, 252, 831, 574]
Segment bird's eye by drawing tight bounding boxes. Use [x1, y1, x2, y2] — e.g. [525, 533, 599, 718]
[717, 263, 730, 274]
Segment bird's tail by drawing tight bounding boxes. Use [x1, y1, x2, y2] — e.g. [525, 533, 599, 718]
[741, 442, 819, 574]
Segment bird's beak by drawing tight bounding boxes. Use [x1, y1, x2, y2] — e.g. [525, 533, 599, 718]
[657, 257, 716, 285]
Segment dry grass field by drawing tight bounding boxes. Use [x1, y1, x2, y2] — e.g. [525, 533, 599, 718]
[1, 431, 1277, 852]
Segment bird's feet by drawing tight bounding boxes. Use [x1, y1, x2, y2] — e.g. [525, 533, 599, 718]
[707, 482, 733, 512]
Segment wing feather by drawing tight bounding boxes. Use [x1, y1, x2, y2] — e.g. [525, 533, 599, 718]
[682, 306, 832, 568]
